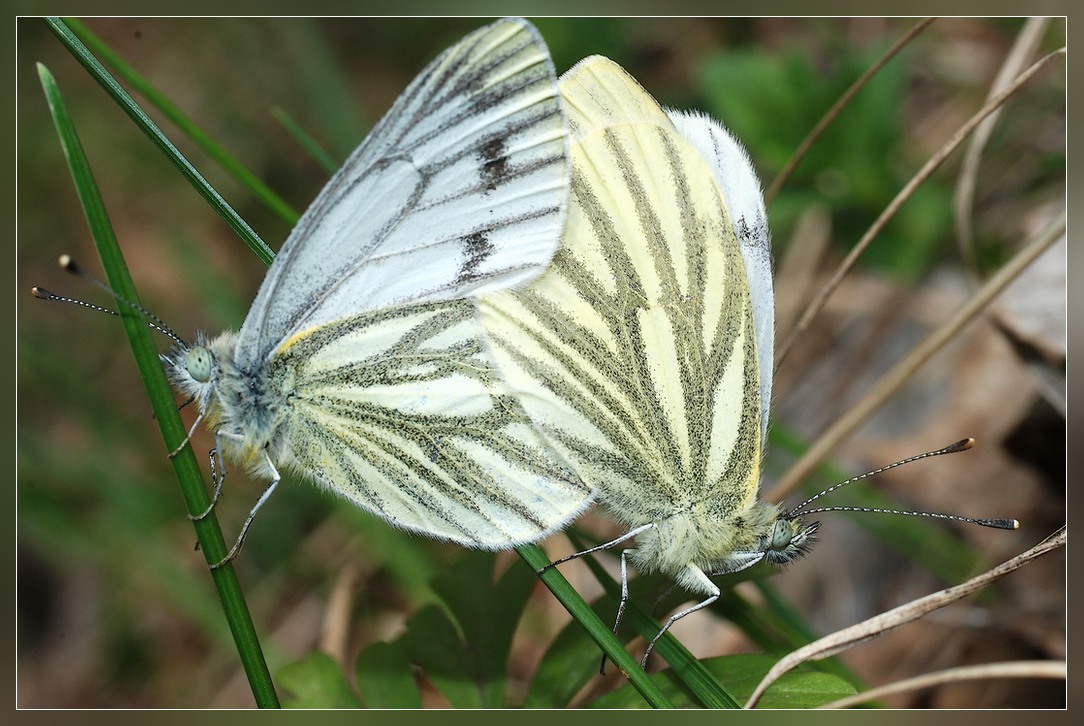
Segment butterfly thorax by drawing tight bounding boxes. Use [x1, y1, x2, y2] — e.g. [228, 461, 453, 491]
[627, 498, 816, 594]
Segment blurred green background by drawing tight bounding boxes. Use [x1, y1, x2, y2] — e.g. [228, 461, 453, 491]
[17, 18, 1065, 708]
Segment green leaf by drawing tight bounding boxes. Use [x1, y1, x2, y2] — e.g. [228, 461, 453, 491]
[586, 654, 858, 709]
[434, 552, 535, 694]
[395, 551, 536, 708]
[278, 652, 362, 708]
[399, 604, 480, 707]
[355, 641, 422, 708]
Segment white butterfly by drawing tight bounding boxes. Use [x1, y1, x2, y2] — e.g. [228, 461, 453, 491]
[479, 56, 815, 664]
[165, 18, 589, 565]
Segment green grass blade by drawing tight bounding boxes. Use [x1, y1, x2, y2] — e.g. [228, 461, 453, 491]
[273, 105, 340, 176]
[589, 654, 857, 708]
[59, 17, 300, 226]
[43, 16, 276, 266]
[37, 61, 279, 709]
[516, 544, 675, 708]
[526, 591, 631, 707]
[563, 537, 742, 708]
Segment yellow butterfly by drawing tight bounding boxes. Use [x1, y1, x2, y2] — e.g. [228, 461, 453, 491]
[480, 56, 811, 665]
[482, 55, 1017, 667]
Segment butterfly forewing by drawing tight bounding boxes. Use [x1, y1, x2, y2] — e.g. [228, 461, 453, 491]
[237, 18, 570, 368]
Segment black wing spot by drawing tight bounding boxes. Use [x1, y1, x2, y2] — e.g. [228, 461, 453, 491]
[479, 136, 510, 191]
[458, 231, 494, 283]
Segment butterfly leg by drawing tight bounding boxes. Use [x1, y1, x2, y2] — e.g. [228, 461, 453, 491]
[640, 565, 719, 668]
[539, 523, 654, 573]
[535, 524, 653, 673]
[169, 410, 204, 458]
[598, 546, 634, 675]
[190, 447, 226, 521]
[192, 429, 241, 520]
[209, 450, 281, 569]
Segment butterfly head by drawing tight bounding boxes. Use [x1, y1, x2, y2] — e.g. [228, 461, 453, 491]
[760, 514, 819, 566]
[699, 509, 819, 577]
[162, 330, 240, 421]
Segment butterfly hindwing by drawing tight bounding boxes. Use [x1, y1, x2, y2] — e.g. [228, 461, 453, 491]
[666, 109, 774, 439]
[271, 299, 592, 547]
[480, 57, 765, 526]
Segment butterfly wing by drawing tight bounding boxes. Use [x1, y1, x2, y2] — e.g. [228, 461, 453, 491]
[666, 110, 774, 441]
[270, 299, 592, 547]
[236, 17, 570, 368]
[480, 56, 765, 524]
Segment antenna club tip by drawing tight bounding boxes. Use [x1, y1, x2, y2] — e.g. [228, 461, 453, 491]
[59, 254, 79, 273]
[31, 286, 50, 299]
[951, 437, 975, 452]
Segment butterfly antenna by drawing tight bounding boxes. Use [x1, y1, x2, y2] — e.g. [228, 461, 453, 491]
[32, 254, 188, 349]
[788, 438, 1019, 531]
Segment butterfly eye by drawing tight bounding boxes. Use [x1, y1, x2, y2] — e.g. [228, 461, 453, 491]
[769, 518, 793, 551]
[185, 347, 214, 383]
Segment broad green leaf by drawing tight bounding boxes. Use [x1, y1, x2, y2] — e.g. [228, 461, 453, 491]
[278, 651, 362, 708]
[587, 654, 858, 709]
[392, 552, 536, 708]
[355, 641, 422, 708]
